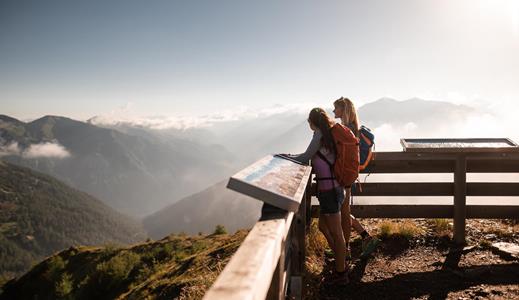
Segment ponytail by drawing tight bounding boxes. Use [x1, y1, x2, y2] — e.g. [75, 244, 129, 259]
[308, 108, 335, 152]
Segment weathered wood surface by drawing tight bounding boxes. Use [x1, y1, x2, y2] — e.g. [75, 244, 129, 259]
[351, 182, 519, 196]
[365, 151, 519, 162]
[401, 138, 519, 153]
[209, 148, 519, 299]
[312, 204, 519, 219]
[227, 155, 312, 212]
[203, 209, 294, 300]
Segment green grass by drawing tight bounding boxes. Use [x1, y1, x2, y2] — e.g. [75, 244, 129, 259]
[427, 219, 452, 235]
[377, 220, 424, 240]
[1, 230, 249, 300]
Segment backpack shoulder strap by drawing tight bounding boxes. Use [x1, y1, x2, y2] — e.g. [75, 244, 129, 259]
[316, 151, 333, 167]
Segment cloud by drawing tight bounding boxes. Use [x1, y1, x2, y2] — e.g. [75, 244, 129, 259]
[89, 102, 317, 130]
[372, 122, 421, 151]
[22, 142, 71, 159]
[0, 142, 22, 157]
[372, 106, 519, 151]
[0, 141, 71, 159]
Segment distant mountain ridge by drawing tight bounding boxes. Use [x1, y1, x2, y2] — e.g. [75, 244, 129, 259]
[143, 180, 262, 238]
[0, 160, 147, 278]
[0, 115, 235, 217]
[358, 97, 475, 127]
[141, 98, 478, 236]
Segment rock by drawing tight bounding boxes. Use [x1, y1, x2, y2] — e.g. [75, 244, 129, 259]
[491, 242, 519, 259]
[474, 287, 490, 297]
[431, 261, 443, 267]
[485, 234, 497, 240]
[462, 245, 477, 254]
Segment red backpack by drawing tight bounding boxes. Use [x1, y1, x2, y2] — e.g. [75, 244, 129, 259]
[317, 123, 360, 187]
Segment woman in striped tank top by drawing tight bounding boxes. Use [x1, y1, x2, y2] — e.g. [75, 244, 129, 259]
[289, 108, 349, 284]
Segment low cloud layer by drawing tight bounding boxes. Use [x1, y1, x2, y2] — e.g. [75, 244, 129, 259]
[0, 141, 71, 159]
[89, 102, 317, 130]
[372, 109, 519, 151]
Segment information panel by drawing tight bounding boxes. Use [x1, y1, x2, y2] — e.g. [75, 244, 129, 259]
[400, 138, 519, 153]
[227, 155, 312, 212]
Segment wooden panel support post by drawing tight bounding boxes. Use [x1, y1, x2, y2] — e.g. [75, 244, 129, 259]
[288, 190, 307, 299]
[454, 155, 467, 245]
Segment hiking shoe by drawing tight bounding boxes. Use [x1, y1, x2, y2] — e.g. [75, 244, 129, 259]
[360, 236, 380, 259]
[324, 270, 349, 286]
[324, 248, 352, 261]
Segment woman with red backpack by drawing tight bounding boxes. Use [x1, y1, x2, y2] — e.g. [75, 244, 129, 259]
[333, 97, 380, 260]
[288, 107, 350, 285]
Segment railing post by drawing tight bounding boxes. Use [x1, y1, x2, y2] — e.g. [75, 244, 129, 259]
[305, 176, 314, 228]
[288, 187, 307, 299]
[266, 245, 285, 300]
[262, 203, 287, 300]
[453, 154, 467, 245]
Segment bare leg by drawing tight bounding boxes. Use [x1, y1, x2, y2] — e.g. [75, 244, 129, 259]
[319, 214, 335, 250]
[351, 214, 365, 235]
[345, 188, 368, 236]
[341, 189, 352, 251]
[323, 213, 346, 272]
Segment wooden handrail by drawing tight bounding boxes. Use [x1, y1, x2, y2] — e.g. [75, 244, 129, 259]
[205, 150, 519, 299]
[204, 178, 311, 300]
[329, 151, 519, 243]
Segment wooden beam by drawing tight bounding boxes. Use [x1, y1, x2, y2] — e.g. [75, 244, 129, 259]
[467, 205, 519, 218]
[351, 182, 519, 196]
[352, 183, 453, 196]
[371, 151, 519, 161]
[311, 204, 519, 219]
[467, 160, 519, 173]
[311, 204, 452, 218]
[454, 155, 467, 245]
[203, 208, 294, 300]
[362, 160, 454, 173]
[467, 183, 519, 196]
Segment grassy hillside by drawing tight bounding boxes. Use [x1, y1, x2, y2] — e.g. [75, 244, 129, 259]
[0, 230, 247, 300]
[0, 160, 147, 279]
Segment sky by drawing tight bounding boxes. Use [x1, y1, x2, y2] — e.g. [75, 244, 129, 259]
[1, 0, 519, 121]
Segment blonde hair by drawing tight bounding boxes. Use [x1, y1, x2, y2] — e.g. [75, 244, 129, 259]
[334, 97, 360, 137]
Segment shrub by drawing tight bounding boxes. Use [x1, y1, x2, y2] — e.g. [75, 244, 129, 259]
[45, 256, 66, 281]
[55, 272, 73, 298]
[213, 225, 227, 235]
[398, 221, 424, 239]
[306, 220, 328, 257]
[377, 221, 423, 240]
[428, 218, 451, 234]
[96, 251, 141, 287]
[378, 221, 397, 239]
[192, 240, 208, 253]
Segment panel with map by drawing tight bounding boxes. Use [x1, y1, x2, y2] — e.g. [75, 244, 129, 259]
[227, 155, 312, 212]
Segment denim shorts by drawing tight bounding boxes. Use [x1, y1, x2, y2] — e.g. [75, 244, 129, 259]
[317, 187, 345, 214]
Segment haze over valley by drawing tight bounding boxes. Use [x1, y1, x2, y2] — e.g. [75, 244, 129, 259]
[3, 97, 517, 240]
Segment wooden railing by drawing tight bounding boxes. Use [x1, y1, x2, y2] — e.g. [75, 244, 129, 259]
[205, 150, 519, 299]
[313, 151, 519, 244]
[203, 177, 312, 300]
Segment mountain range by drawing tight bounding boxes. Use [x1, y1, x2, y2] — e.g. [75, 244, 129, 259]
[140, 98, 478, 237]
[1, 98, 479, 236]
[0, 115, 235, 217]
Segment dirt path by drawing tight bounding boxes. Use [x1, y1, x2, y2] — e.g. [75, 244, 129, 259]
[304, 219, 519, 300]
